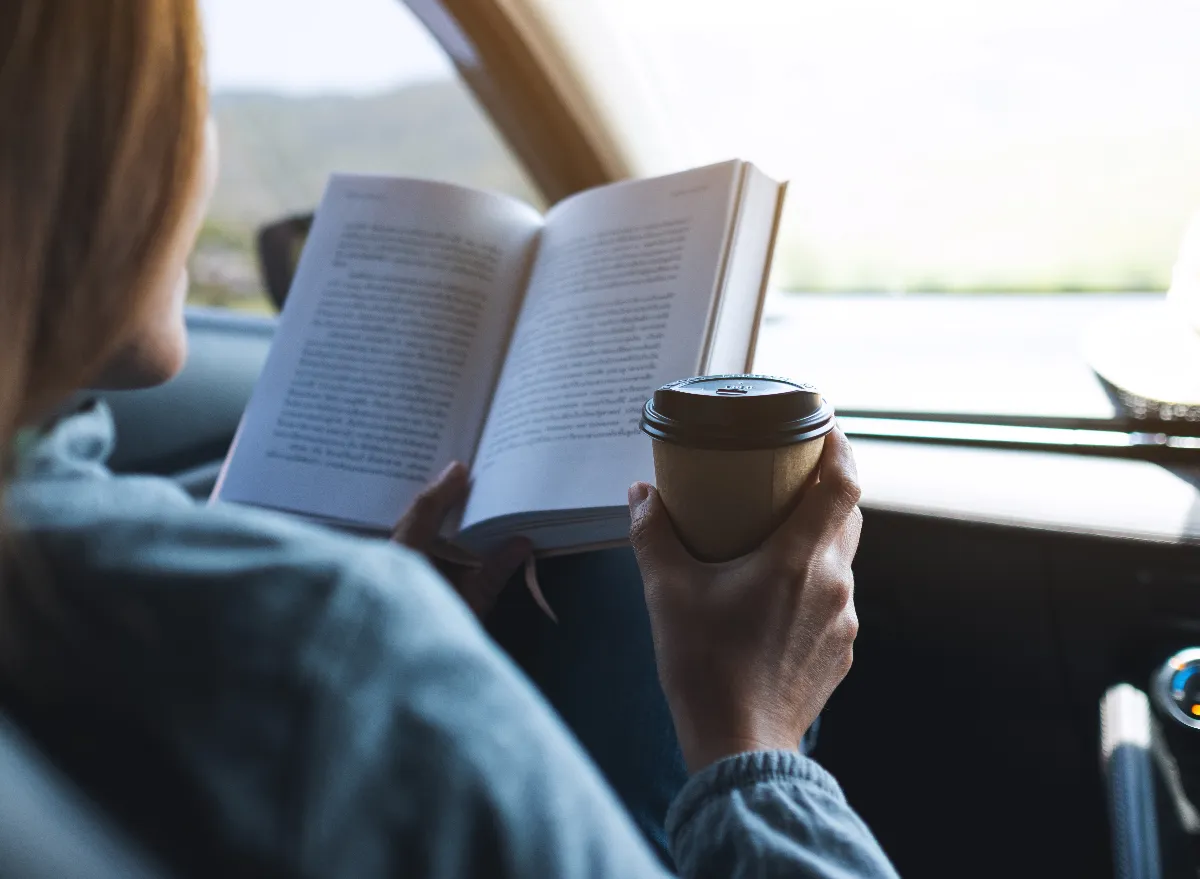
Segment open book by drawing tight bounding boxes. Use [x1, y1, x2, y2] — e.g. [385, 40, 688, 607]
[214, 160, 786, 555]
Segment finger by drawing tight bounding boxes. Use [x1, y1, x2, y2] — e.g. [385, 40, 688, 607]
[808, 496, 863, 591]
[764, 428, 861, 557]
[391, 461, 470, 549]
[839, 503, 864, 558]
[459, 537, 533, 618]
[628, 483, 693, 577]
[800, 513, 861, 623]
[810, 428, 861, 522]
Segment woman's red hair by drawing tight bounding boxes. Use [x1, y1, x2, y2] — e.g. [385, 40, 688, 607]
[0, 0, 206, 459]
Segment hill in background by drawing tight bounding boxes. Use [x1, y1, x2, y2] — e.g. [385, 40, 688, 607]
[210, 79, 538, 225]
[191, 75, 1198, 311]
[191, 78, 537, 310]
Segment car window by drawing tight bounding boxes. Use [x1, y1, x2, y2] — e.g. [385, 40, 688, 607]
[539, 0, 1200, 295]
[194, 0, 539, 313]
[524, 0, 1200, 419]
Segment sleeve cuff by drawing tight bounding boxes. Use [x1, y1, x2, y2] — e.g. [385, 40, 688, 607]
[666, 749, 847, 840]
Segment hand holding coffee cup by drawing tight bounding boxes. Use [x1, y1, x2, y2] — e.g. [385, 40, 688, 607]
[628, 408, 862, 772]
[639, 375, 836, 562]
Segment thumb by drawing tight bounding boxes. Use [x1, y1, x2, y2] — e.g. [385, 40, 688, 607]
[628, 482, 691, 572]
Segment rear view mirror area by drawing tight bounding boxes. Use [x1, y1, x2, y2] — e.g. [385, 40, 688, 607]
[255, 213, 313, 311]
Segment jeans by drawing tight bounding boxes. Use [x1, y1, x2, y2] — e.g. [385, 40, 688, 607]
[488, 547, 687, 867]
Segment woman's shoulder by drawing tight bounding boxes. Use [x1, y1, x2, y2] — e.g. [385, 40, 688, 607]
[6, 397, 434, 609]
[9, 458, 444, 618]
[4, 414, 476, 690]
[1, 429, 587, 876]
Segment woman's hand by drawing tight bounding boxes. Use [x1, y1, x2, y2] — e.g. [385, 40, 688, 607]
[392, 461, 532, 619]
[628, 428, 863, 773]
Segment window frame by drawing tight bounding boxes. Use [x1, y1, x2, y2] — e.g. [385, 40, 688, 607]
[402, 0, 627, 204]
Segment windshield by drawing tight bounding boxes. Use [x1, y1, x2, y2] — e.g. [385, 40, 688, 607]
[537, 0, 1200, 295]
[525, 0, 1200, 421]
[199, 0, 1199, 424]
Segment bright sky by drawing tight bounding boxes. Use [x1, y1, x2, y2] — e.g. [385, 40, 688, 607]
[590, 0, 1200, 168]
[200, 0, 449, 94]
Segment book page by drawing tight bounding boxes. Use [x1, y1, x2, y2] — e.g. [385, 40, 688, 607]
[702, 165, 787, 374]
[461, 161, 744, 530]
[216, 175, 542, 531]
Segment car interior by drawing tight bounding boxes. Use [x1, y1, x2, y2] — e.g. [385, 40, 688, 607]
[5, 1, 1200, 877]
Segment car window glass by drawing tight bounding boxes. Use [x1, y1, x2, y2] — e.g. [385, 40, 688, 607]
[195, 0, 539, 313]
[528, 0, 1200, 416]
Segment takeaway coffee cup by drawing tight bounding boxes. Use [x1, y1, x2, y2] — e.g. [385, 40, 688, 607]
[639, 375, 835, 562]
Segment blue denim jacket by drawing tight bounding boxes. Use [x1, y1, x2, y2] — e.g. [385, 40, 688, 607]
[2, 402, 898, 878]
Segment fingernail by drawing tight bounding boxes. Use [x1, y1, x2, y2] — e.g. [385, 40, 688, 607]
[628, 482, 650, 509]
[438, 461, 464, 481]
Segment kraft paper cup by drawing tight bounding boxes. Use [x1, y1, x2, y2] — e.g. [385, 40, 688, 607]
[640, 375, 835, 562]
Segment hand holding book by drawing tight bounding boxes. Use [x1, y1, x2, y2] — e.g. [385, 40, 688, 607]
[390, 460, 531, 618]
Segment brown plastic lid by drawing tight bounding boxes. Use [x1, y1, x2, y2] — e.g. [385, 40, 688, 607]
[640, 374, 834, 450]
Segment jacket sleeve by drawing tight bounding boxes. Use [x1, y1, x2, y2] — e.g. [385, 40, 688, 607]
[667, 750, 901, 878]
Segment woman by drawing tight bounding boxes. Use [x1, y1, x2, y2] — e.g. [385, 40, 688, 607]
[0, 3, 896, 877]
